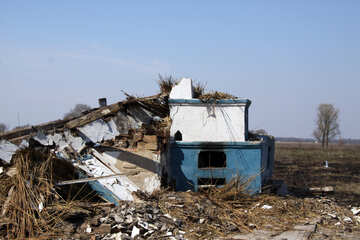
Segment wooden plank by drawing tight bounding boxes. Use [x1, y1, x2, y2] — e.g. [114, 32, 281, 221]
[309, 186, 334, 192]
[65, 103, 122, 129]
[0, 119, 70, 140]
[56, 172, 139, 186]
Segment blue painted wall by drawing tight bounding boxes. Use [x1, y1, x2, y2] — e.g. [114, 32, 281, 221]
[169, 141, 273, 193]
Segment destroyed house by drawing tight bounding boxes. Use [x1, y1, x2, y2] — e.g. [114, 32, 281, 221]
[0, 78, 274, 204]
[167, 79, 274, 193]
[0, 95, 169, 202]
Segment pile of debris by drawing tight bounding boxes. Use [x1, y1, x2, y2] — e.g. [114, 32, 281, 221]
[1, 81, 360, 239]
[1, 148, 360, 239]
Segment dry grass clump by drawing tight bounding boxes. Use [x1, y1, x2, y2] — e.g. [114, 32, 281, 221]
[158, 74, 178, 95]
[1, 149, 64, 238]
[198, 91, 237, 102]
[192, 81, 207, 98]
[0, 148, 95, 238]
[157, 75, 236, 101]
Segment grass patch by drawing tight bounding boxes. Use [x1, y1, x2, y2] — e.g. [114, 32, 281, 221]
[273, 142, 360, 206]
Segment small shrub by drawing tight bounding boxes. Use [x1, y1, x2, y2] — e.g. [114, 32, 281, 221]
[158, 74, 178, 95]
[192, 81, 207, 98]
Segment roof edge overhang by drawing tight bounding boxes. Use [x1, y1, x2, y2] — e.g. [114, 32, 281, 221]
[168, 98, 252, 107]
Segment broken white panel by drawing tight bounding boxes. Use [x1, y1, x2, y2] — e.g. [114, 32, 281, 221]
[64, 131, 86, 152]
[131, 226, 140, 238]
[169, 78, 193, 99]
[143, 175, 161, 194]
[77, 119, 120, 143]
[33, 131, 54, 146]
[77, 150, 138, 201]
[50, 133, 68, 151]
[19, 139, 29, 149]
[0, 140, 19, 164]
[79, 158, 137, 201]
[351, 207, 360, 215]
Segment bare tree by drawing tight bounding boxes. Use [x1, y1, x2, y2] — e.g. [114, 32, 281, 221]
[64, 104, 92, 120]
[0, 123, 7, 133]
[313, 104, 340, 149]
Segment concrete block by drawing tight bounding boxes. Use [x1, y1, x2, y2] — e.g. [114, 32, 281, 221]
[137, 141, 158, 151]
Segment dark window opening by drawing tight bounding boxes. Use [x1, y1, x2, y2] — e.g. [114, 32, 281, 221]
[174, 130, 182, 141]
[198, 178, 226, 186]
[198, 151, 226, 168]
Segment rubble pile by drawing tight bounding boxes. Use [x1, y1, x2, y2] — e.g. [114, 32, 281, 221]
[1, 147, 360, 239]
[56, 190, 360, 239]
[67, 199, 186, 240]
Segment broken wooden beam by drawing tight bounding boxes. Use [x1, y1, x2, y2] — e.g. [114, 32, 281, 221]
[56, 172, 139, 186]
[309, 186, 334, 192]
[65, 103, 122, 129]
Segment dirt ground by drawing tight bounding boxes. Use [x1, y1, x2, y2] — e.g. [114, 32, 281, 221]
[273, 142, 360, 207]
[271, 142, 360, 239]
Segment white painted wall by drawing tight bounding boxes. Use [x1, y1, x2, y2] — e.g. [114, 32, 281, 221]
[169, 78, 193, 99]
[170, 103, 247, 142]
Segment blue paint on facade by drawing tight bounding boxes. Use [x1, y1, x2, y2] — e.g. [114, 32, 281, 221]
[78, 171, 120, 205]
[169, 140, 274, 193]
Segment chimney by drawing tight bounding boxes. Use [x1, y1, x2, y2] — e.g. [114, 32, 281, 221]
[98, 98, 107, 107]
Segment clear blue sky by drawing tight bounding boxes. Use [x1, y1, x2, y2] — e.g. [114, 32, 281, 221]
[0, 1, 359, 138]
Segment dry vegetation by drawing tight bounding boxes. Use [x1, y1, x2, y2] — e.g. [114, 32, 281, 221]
[273, 142, 360, 207]
[158, 75, 178, 95]
[0, 149, 100, 238]
[157, 75, 235, 100]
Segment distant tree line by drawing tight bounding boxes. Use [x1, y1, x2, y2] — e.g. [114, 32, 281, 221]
[63, 104, 92, 120]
